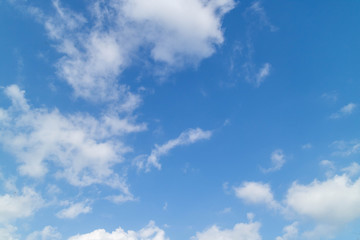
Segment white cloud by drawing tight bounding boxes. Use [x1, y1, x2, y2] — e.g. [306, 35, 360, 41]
[0, 187, 43, 223]
[243, 62, 271, 88]
[4, 85, 29, 111]
[121, 0, 235, 64]
[27, 0, 235, 101]
[285, 174, 360, 225]
[68, 221, 168, 240]
[275, 222, 299, 240]
[26, 226, 62, 240]
[340, 103, 356, 114]
[262, 149, 286, 172]
[0, 225, 19, 240]
[136, 128, 212, 171]
[319, 160, 335, 178]
[330, 102, 357, 119]
[0, 85, 144, 199]
[106, 194, 136, 204]
[234, 182, 280, 209]
[56, 201, 92, 219]
[192, 220, 262, 240]
[342, 162, 360, 177]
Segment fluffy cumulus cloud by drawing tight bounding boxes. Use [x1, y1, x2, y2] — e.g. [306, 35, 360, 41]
[68, 221, 168, 240]
[192, 220, 262, 240]
[26, 226, 62, 240]
[121, 0, 235, 64]
[234, 182, 280, 209]
[69, 219, 262, 240]
[0, 187, 43, 223]
[0, 85, 144, 198]
[56, 201, 92, 219]
[136, 128, 212, 171]
[285, 174, 360, 225]
[27, 0, 235, 101]
[235, 169, 360, 238]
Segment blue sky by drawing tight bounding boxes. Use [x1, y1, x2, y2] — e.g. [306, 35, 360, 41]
[1, 0, 360, 239]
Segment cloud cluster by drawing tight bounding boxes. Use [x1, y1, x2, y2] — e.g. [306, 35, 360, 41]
[29, 0, 235, 101]
[0, 85, 144, 198]
[234, 169, 360, 238]
[68, 221, 168, 240]
[68, 219, 262, 240]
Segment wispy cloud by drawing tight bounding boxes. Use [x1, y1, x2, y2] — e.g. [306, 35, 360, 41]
[321, 91, 338, 102]
[239, 1, 276, 87]
[342, 162, 360, 177]
[331, 139, 360, 156]
[301, 143, 312, 149]
[219, 207, 232, 214]
[254, 63, 271, 87]
[319, 160, 336, 178]
[135, 128, 212, 171]
[247, 1, 278, 32]
[330, 102, 356, 119]
[26, 226, 61, 240]
[56, 201, 92, 219]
